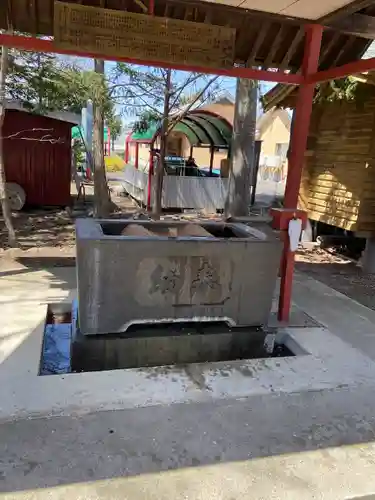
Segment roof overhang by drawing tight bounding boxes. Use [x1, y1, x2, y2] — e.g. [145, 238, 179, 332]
[187, 0, 367, 22]
[4, 100, 81, 125]
[1, 0, 375, 73]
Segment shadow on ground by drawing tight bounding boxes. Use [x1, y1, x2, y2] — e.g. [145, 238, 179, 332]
[0, 263, 75, 289]
[296, 260, 375, 312]
[1, 384, 375, 493]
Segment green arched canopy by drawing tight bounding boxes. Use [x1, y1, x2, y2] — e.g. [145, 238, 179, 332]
[129, 110, 232, 148]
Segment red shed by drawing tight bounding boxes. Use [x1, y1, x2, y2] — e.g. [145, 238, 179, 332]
[3, 103, 79, 207]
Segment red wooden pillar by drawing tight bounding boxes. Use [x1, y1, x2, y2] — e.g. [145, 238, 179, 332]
[278, 24, 323, 322]
[147, 150, 154, 210]
[125, 136, 130, 163]
[135, 142, 139, 169]
[107, 127, 111, 156]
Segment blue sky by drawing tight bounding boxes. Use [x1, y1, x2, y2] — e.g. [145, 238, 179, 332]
[67, 57, 275, 128]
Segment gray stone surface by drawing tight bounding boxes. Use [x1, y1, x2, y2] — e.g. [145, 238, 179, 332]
[3, 386, 375, 498]
[71, 327, 267, 371]
[293, 272, 375, 360]
[76, 218, 282, 335]
[4, 264, 375, 498]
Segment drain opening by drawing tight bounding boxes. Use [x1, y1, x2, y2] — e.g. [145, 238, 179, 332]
[39, 303, 296, 376]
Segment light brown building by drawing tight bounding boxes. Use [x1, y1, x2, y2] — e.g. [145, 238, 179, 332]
[264, 79, 375, 234]
[128, 97, 291, 173]
[256, 108, 291, 158]
[167, 99, 291, 170]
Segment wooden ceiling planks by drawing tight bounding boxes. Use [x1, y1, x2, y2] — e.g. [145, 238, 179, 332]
[0, 0, 372, 72]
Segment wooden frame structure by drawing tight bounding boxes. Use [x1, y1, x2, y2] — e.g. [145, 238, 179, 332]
[3, 0, 375, 322]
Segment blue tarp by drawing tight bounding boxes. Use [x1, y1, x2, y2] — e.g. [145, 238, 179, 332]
[40, 323, 71, 375]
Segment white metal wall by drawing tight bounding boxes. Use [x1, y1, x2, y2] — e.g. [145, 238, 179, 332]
[122, 165, 229, 212]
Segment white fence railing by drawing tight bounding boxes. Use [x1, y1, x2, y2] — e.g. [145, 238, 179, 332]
[162, 176, 228, 212]
[122, 165, 229, 212]
[122, 165, 149, 205]
[121, 161, 287, 212]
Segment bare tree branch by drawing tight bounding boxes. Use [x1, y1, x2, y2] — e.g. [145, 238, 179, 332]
[168, 76, 219, 133]
[168, 73, 204, 112]
[1, 127, 64, 143]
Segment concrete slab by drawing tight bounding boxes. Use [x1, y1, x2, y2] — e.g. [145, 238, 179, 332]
[0, 264, 373, 423]
[2, 386, 375, 498]
[293, 272, 375, 360]
[2, 264, 375, 498]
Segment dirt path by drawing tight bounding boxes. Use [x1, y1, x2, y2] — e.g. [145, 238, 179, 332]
[0, 183, 138, 268]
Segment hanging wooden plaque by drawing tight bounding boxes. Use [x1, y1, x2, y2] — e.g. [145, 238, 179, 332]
[54, 1, 235, 69]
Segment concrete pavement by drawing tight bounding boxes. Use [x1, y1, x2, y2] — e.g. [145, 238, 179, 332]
[3, 387, 375, 498]
[293, 271, 375, 360]
[2, 261, 375, 498]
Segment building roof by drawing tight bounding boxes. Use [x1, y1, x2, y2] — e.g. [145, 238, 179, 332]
[129, 102, 290, 147]
[263, 40, 375, 111]
[131, 124, 158, 142]
[196, 99, 291, 136]
[198, 102, 235, 127]
[257, 108, 291, 133]
[2, 1, 375, 73]
[129, 111, 232, 148]
[5, 100, 81, 125]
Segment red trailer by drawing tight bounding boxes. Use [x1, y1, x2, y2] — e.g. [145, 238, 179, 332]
[3, 104, 79, 208]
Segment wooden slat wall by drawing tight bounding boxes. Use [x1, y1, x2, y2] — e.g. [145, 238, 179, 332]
[299, 95, 375, 233]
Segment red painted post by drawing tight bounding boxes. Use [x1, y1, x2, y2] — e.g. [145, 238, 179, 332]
[135, 142, 139, 170]
[147, 150, 154, 210]
[278, 24, 323, 322]
[107, 127, 111, 156]
[125, 137, 130, 163]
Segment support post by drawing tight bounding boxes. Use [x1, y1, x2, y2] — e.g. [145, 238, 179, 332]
[125, 137, 130, 163]
[278, 24, 323, 322]
[209, 147, 214, 176]
[135, 142, 139, 170]
[147, 150, 154, 210]
[362, 236, 375, 273]
[107, 127, 111, 155]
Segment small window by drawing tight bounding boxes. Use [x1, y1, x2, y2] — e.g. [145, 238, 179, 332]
[275, 143, 288, 159]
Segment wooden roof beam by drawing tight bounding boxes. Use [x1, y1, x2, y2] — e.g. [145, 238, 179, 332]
[328, 13, 375, 39]
[319, 32, 341, 67]
[5, 0, 13, 29]
[319, 0, 375, 23]
[246, 22, 270, 67]
[264, 25, 284, 69]
[133, 0, 148, 13]
[0, 33, 303, 84]
[279, 27, 304, 70]
[330, 36, 355, 66]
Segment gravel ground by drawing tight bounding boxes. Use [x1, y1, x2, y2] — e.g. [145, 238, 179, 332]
[296, 246, 375, 312]
[2, 199, 375, 313]
[0, 182, 138, 266]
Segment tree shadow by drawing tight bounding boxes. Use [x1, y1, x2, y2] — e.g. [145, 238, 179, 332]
[1, 382, 375, 494]
[0, 259, 75, 290]
[0, 207, 75, 251]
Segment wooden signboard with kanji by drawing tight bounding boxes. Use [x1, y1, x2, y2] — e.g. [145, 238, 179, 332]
[54, 1, 235, 69]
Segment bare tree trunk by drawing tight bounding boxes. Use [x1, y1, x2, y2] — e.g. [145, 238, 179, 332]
[224, 78, 257, 218]
[0, 45, 16, 247]
[153, 69, 171, 218]
[93, 59, 111, 218]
